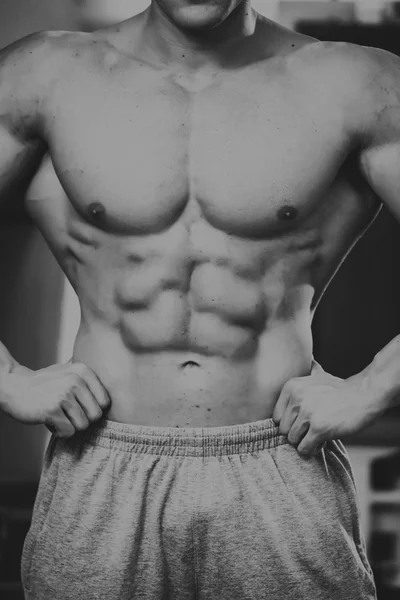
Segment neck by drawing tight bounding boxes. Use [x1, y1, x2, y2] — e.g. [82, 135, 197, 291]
[136, 1, 258, 75]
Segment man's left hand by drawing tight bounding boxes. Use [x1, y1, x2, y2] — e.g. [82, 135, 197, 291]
[272, 360, 383, 458]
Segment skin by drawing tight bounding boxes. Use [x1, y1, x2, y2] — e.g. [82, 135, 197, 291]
[1, 0, 400, 456]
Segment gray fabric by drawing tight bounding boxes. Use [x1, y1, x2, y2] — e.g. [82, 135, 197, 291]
[21, 417, 376, 599]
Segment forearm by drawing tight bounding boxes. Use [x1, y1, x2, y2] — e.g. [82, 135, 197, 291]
[0, 340, 20, 409]
[350, 334, 400, 412]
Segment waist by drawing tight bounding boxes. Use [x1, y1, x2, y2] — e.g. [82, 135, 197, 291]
[72, 322, 313, 427]
[61, 417, 288, 457]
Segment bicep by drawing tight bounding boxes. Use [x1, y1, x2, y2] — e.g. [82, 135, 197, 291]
[0, 32, 52, 212]
[359, 141, 400, 221]
[357, 47, 400, 220]
[0, 125, 46, 212]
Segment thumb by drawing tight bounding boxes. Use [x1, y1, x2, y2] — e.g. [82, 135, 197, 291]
[311, 358, 324, 375]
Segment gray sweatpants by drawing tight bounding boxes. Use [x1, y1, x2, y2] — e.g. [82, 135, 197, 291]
[21, 417, 376, 599]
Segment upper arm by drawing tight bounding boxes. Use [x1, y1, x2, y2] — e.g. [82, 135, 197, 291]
[0, 32, 57, 211]
[355, 46, 400, 221]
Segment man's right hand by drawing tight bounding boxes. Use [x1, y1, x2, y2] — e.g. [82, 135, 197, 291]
[1, 362, 111, 438]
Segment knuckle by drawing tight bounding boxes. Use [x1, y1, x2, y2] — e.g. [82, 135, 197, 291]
[72, 362, 88, 375]
[60, 396, 75, 411]
[69, 373, 82, 387]
[310, 419, 325, 435]
[48, 405, 63, 420]
[289, 393, 301, 407]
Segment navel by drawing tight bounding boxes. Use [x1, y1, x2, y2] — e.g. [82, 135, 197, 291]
[180, 361, 200, 369]
[88, 202, 106, 221]
[277, 205, 298, 221]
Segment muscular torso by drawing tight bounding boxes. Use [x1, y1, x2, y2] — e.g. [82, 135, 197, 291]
[24, 19, 380, 427]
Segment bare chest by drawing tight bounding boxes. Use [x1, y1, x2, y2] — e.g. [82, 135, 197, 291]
[45, 64, 350, 238]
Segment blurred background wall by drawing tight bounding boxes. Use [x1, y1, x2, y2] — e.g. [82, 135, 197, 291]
[0, 0, 74, 485]
[0, 0, 70, 48]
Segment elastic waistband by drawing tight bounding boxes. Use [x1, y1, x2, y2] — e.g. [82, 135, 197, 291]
[66, 417, 288, 457]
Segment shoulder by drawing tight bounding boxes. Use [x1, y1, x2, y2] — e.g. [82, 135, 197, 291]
[293, 40, 400, 144]
[300, 38, 400, 99]
[345, 43, 400, 146]
[0, 30, 83, 85]
[287, 38, 372, 83]
[0, 30, 97, 136]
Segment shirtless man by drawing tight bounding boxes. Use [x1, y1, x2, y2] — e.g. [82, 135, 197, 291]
[1, 0, 399, 598]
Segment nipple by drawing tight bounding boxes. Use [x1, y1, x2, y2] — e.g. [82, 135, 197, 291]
[277, 205, 298, 221]
[88, 202, 106, 220]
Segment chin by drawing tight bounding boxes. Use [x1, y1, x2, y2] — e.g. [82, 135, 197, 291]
[167, 2, 234, 31]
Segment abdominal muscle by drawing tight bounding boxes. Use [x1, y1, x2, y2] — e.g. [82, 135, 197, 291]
[72, 310, 314, 428]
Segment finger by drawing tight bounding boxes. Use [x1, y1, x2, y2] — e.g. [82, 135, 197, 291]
[287, 416, 310, 446]
[272, 385, 292, 425]
[80, 368, 111, 411]
[296, 430, 323, 457]
[61, 395, 90, 431]
[278, 403, 299, 435]
[73, 386, 104, 422]
[46, 411, 75, 439]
